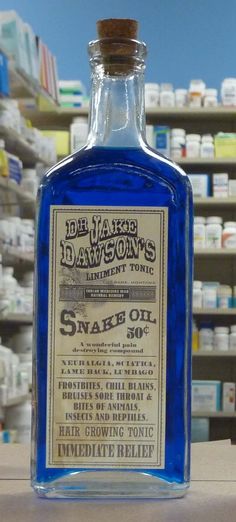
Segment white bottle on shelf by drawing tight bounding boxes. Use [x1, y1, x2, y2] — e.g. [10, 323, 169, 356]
[214, 327, 229, 352]
[200, 135, 215, 158]
[205, 216, 222, 248]
[203, 89, 218, 107]
[159, 83, 175, 107]
[70, 117, 88, 153]
[229, 326, 236, 351]
[194, 216, 206, 248]
[199, 328, 214, 351]
[193, 281, 203, 308]
[186, 134, 201, 158]
[2, 267, 17, 313]
[145, 83, 159, 107]
[222, 222, 236, 248]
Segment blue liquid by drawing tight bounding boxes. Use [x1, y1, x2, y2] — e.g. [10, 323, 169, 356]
[32, 145, 193, 494]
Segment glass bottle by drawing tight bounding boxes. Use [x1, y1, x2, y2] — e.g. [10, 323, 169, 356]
[31, 18, 193, 499]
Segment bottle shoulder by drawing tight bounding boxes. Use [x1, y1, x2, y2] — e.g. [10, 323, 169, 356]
[44, 145, 191, 191]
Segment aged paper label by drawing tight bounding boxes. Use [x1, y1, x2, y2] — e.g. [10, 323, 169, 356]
[46, 206, 168, 468]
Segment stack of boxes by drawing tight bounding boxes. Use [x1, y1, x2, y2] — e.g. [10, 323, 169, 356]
[0, 10, 59, 102]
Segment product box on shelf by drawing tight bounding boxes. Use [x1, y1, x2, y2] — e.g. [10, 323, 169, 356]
[222, 383, 236, 412]
[229, 180, 236, 196]
[188, 174, 210, 197]
[0, 10, 30, 76]
[0, 51, 9, 96]
[192, 380, 221, 412]
[215, 133, 236, 158]
[42, 130, 69, 157]
[24, 22, 39, 82]
[212, 173, 228, 198]
[59, 80, 87, 108]
[154, 125, 170, 157]
[191, 418, 210, 442]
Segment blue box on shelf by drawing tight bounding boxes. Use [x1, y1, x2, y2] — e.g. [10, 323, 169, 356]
[0, 51, 9, 97]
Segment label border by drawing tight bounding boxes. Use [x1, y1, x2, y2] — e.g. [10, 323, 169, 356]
[46, 206, 168, 469]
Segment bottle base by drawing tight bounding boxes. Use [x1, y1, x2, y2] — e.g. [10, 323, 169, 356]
[32, 471, 189, 499]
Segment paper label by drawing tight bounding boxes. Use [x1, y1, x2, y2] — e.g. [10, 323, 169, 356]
[46, 206, 168, 468]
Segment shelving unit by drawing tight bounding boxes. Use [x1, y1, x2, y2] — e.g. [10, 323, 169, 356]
[194, 197, 236, 207]
[194, 249, 236, 256]
[4, 102, 236, 441]
[192, 411, 236, 418]
[193, 309, 236, 316]
[193, 351, 236, 357]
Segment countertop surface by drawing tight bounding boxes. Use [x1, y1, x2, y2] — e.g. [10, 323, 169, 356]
[0, 440, 235, 521]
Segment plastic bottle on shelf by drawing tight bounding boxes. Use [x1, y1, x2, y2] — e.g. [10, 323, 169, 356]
[203, 89, 218, 107]
[159, 83, 175, 107]
[199, 328, 214, 351]
[194, 216, 206, 248]
[205, 216, 222, 248]
[70, 117, 88, 153]
[170, 128, 186, 158]
[214, 327, 229, 352]
[186, 134, 201, 158]
[7, 217, 19, 248]
[0, 139, 9, 177]
[193, 281, 203, 308]
[221, 78, 236, 106]
[202, 285, 217, 308]
[222, 222, 236, 248]
[200, 135, 215, 159]
[21, 219, 34, 253]
[0, 340, 13, 403]
[144, 83, 159, 107]
[175, 89, 188, 107]
[10, 325, 32, 355]
[188, 80, 205, 107]
[2, 267, 17, 313]
[229, 325, 236, 351]
[0, 219, 10, 250]
[192, 320, 199, 352]
[21, 169, 38, 198]
[217, 285, 232, 308]
[20, 271, 34, 314]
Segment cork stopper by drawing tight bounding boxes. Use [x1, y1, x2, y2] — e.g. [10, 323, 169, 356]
[89, 18, 146, 75]
[97, 18, 138, 40]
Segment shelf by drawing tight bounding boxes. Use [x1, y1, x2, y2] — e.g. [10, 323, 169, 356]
[193, 351, 236, 357]
[0, 313, 33, 324]
[146, 106, 236, 118]
[22, 105, 236, 128]
[3, 393, 30, 408]
[195, 248, 236, 256]
[194, 197, 236, 207]
[192, 411, 236, 418]
[193, 308, 236, 316]
[178, 158, 236, 166]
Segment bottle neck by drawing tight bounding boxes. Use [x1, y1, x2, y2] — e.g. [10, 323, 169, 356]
[87, 67, 146, 148]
